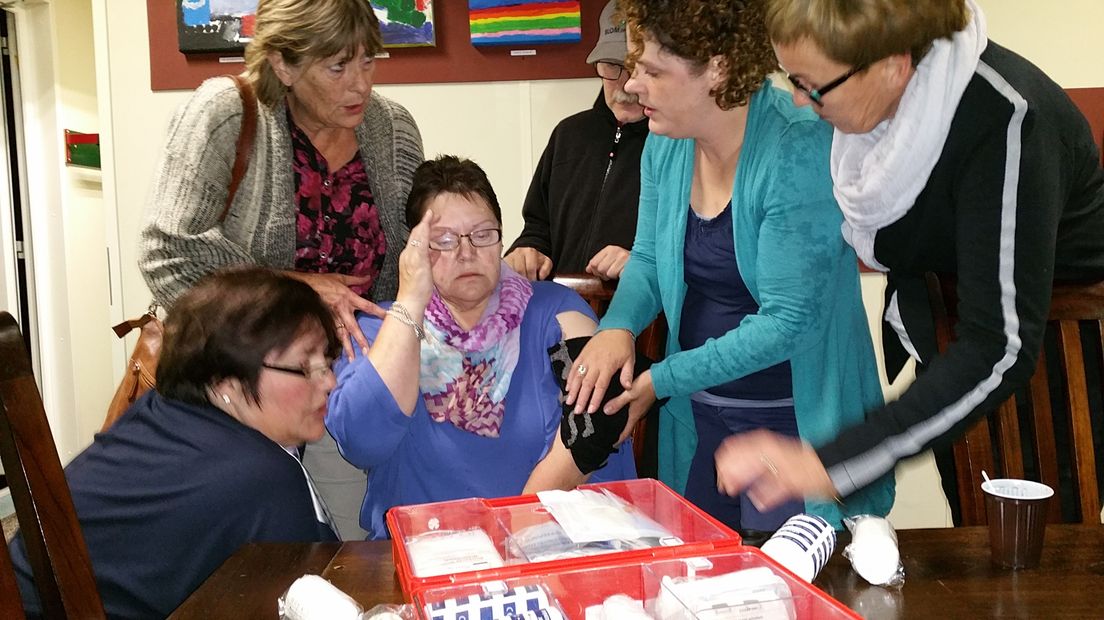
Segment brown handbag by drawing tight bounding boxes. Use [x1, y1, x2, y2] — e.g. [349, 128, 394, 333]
[102, 75, 258, 431]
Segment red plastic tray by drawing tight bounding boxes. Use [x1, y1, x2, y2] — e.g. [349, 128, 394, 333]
[386, 479, 742, 599]
[412, 545, 860, 619]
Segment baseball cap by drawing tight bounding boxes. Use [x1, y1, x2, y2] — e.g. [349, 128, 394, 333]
[586, 1, 628, 65]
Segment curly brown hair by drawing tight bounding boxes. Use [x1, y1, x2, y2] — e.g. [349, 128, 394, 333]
[618, 0, 777, 110]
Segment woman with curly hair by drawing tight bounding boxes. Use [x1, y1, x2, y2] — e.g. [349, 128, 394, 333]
[565, 0, 893, 538]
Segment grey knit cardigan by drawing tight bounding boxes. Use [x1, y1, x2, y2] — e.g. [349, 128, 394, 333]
[139, 76, 424, 306]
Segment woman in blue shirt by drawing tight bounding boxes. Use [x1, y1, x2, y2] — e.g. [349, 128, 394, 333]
[326, 156, 636, 540]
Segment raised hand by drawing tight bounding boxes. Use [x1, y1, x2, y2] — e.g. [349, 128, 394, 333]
[396, 208, 437, 311]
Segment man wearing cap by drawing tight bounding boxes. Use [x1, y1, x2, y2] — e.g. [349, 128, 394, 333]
[505, 0, 647, 281]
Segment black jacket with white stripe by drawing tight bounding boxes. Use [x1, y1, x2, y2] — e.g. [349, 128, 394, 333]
[819, 41, 1104, 497]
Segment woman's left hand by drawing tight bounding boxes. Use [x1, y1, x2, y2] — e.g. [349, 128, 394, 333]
[289, 272, 385, 360]
[714, 430, 838, 509]
[605, 369, 657, 445]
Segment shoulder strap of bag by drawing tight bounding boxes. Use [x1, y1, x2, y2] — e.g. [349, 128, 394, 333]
[218, 74, 259, 223]
[111, 311, 156, 339]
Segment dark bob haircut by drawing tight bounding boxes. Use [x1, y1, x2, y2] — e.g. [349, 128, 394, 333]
[156, 267, 340, 407]
[404, 155, 502, 229]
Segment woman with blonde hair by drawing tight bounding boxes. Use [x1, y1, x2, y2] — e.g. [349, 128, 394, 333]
[140, 0, 423, 539]
[566, 0, 892, 538]
[715, 0, 1104, 522]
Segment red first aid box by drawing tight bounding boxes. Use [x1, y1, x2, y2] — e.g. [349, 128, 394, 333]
[387, 479, 859, 619]
[413, 546, 861, 620]
[387, 479, 740, 597]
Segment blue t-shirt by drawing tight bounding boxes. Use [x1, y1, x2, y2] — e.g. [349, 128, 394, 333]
[680, 204, 793, 400]
[327, 281, 638, 539]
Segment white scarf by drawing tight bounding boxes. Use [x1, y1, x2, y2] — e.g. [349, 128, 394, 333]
[833, 0, 988, 271]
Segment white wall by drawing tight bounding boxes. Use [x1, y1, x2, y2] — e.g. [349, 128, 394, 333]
[978, 0, 1104, 88]
[18, 0, 1102, 520]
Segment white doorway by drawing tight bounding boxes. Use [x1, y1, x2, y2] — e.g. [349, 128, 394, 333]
[0, 10, 36, 367]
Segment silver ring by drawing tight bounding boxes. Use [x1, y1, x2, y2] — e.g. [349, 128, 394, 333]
[409, 239, 422, 247]
[576, 364, 588, 377]
[335, 322, 345, 330]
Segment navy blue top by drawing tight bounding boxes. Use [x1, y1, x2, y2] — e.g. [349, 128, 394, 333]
[8, 391, 337, 619]
[680, 204, 793, 399]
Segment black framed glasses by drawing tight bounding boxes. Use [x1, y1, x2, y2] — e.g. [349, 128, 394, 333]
[262, 358, 335, 381]
[429, 228, 502, 251]
[595, 61, 625, 81]
[785, 64, 866, 106]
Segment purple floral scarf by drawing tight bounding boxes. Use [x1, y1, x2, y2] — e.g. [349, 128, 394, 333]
[419, 264, 533, 437]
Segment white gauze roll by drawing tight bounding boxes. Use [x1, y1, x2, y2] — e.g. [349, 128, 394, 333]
[846, 516, 900, 585]
[280, 574, 363, 620]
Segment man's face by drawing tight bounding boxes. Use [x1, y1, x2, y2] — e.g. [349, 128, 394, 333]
[598, 61, 646, 124]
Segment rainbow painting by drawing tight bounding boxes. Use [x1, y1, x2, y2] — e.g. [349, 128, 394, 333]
[469, 0, 582, 47]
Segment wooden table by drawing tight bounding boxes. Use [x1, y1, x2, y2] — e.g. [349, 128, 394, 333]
[171, 524, 1104, 618]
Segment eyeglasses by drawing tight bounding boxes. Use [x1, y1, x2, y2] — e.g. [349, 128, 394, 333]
[429, 228, 502, 251]
[785, 64, 866, 106]
[595, 61, 625, 81]
[263, 358, 335, 382]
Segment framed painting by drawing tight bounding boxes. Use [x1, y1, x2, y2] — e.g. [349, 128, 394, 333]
[373, 1, 436, 48]
[469, 0, 581, 47]
[179, 0, 435, 54]
[178, 0, 257, 54]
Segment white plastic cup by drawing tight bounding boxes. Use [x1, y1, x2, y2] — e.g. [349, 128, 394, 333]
[981, 478, 1053, 501]
[760, 514, 836, 582]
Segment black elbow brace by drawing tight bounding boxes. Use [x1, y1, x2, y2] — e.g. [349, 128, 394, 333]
[547, 337, 656, 474]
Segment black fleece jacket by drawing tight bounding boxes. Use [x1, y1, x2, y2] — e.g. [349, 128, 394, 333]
[507, 90, 649, 275]
[819, 41, 1104, 496]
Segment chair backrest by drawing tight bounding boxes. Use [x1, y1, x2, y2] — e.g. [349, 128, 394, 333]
[1064, 87, 1104, 166]
[552, 274, 668, 473]
[0, 311, 104, 618]
[926, 274, 1103, 525]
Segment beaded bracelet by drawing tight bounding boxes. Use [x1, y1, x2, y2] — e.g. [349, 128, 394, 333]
[387, 302, 425, 341]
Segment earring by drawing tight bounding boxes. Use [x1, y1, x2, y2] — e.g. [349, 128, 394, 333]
[221, 393, 231, 405]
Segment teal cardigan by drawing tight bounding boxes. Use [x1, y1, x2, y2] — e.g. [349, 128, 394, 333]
[600, 83, 895, 525]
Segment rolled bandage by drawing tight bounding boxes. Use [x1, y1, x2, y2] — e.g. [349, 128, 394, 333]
[845, 516, 901, 586]
[279, 574, 362, 620]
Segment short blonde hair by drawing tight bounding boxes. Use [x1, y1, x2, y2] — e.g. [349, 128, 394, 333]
[765, 0, 969, 67]
[244, 0, 383, 106]
[619, 0, 776, 111]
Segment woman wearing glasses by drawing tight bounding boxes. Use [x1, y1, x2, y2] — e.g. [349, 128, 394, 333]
[326, 156, 636, 539]
[564, 0, 892, 538]
[10, 268, 340, 618]
[714, 0, 1104, 520]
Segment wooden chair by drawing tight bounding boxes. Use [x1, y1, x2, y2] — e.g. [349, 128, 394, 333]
[1065, 87, 1104, 166]
[926, 274, 1103, 525]
[0, 311, 104, 618]
[552, 274, 668, 475]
